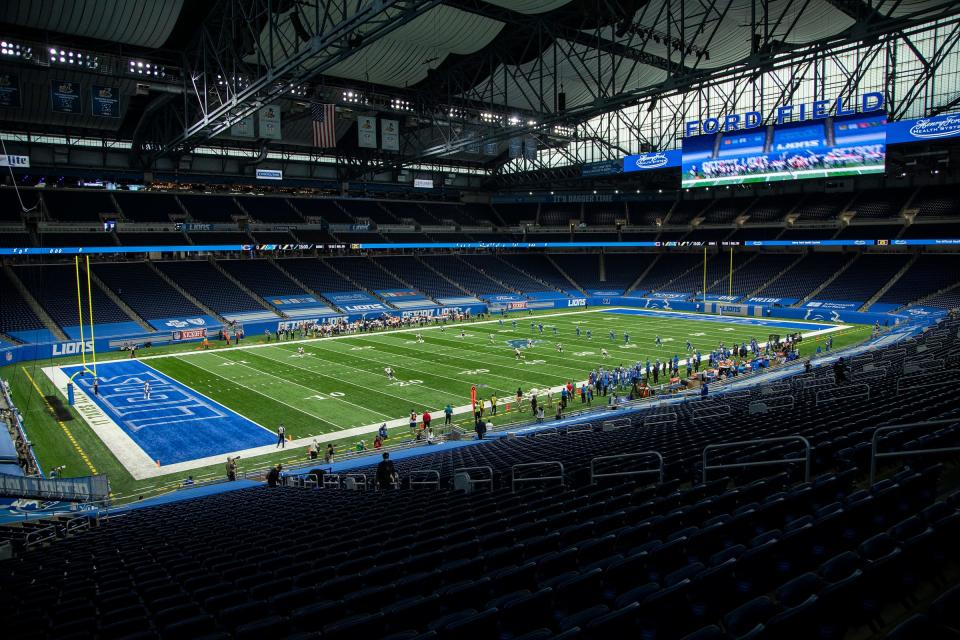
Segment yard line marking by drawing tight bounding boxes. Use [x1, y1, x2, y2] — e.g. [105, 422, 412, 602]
[203, 351, 395, 421]
[168, 356, 351, 428]
[21, 367, 99, 476]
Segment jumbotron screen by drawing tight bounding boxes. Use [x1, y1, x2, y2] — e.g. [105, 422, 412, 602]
[681, 112, 887, 188]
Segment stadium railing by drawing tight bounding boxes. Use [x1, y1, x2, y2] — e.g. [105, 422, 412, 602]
[511, 461, 565, 491]
[869, 418, 960, 486]
[590, 451, 664, 484]
[702, 435, 812, 483]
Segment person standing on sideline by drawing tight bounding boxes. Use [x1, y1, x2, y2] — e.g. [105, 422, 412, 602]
[700, 382, 709, 399]
[444, 403, 453, 426]
[409, 410, 418, 435]
[490, 394, 498, 416]
[93, 378, 99, 396]
[378, 423, 389, 441]
[276, 423, 286, 448]
[422, 410, 432, 432]
[225, 456, 238, 481]
[325, 443, 335, 464]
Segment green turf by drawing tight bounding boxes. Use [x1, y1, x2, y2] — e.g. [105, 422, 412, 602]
[1, 308, 873, 502]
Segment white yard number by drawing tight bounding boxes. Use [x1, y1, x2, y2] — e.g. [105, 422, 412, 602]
[459, 369, 490, 375]
[305, 391, 345, 401]
[350, 346, 374, 351]
[720, 328, 735, 332]
[574, 351, 595, 357]
[619, 344, 638, 349]
[661, 337, 674, 342]
[691, 332, 706, 337]
[219, 360, 249, 366]
[390, 379, 423, 387]
[523, 359, 546, 366]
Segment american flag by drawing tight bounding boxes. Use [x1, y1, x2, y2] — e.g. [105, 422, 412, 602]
[312, 103, 336, 147]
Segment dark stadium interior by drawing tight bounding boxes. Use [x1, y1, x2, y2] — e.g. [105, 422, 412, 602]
[2, 1, 960, 639]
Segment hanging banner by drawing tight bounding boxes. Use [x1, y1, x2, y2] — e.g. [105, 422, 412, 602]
[90, 85, 120, 118]
[358, 115, 377, 148]
[381, 118, 399, 151]
[0, 71, 22, 108]
[622, 150, 682, 172]
[51, 80, 83, 114]
[255, 168, 283, 180]
[483, 142, 498, 156]
[886, 113, 960, 144]
[231, 114, 255, 138]
[258, 104, 282, 139]
[523, 136, 538, 160]
[509, 137, 522, 158]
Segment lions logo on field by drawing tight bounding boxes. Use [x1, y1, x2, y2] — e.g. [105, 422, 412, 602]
[507, 339, 538, 349]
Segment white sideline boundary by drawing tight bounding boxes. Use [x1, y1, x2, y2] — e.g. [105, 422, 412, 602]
[41, 308, 849, 480]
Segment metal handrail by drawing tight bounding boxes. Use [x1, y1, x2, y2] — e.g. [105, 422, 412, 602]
[566, 423, 594, 435]
[344, 473, 368, 490]
[601, 418, 631, 431]
[511, 461, 564, 491]
[322, 474, 341, 489]
[590, 452, 664, 484]
[869, 419, 960, 486]
[408, 470, 441, 489]
[453, 466, 494, 489]
[702, 436, 811, 483]
[815, 383, 870, 406]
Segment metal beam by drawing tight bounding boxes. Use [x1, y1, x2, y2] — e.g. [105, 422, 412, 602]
[152, 0, 440, 158]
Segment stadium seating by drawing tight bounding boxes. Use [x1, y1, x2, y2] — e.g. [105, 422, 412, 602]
[498, 255, 572, 291]
[792, 193, 850, 221]
[815, 254, 911, 304]
[729, 253, 799, 299]
[494, 203, 536, 225]
[154, 261, 267, 315]
[877, 254, 960, 309]
[178, 194, 244, 223]
[338, 200, 395, 224]
[217, 260, 313, 302]
[702, 200, 745, 224]
[4, 317, 957, 639]
[540, 203, 580, 226]
[248, 231, 299, 244]
[898, 221, 960, 238]
[289, 198, 354, 223]
[833, 223, 903, 240]
[274, 258, 355, 294]
[628, 201, 671, 226]
[849, 188, 911, 219]
[0, 188, 32, 222]
[113, 192, 184, 222]
[94, 262, 206, 321]
[460, 255, 546, 293]
[235, 196, 302, 223]
[41, 189, 117, 222]
[115, 232, 189, 246]
[420, 255, 513, 295]
[667, 200, 709, 224]
[327, 258, 409, 291]
[745, 196, 791, 223]
[371, 256, 465, 298]
[0, 270, 50, 337]
[911, 185, 960, 218]
[181, 232, 252, 245]
[778, 227, 839, 240]
[753, 252, 851, 301]
[633, 253, 703, 293]
[13, 264, 133, 331]
[724, 226, 783, 241]
[35, 232, 118, 247]
[584, 202, 625, 225]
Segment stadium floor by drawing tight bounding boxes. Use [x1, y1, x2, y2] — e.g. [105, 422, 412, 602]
[37, 307, 855, 483]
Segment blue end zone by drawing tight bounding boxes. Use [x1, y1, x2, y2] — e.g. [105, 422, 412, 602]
[601, 308, 839, 331]
[61, 360, 274, 464]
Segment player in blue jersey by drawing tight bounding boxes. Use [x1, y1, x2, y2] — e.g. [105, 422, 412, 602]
[655, 335, 662, 348]
[609, 330, 616, 341]
[624, 332, 630, 345]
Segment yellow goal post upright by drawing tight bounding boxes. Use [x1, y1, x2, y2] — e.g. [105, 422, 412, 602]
[66, 255, 98, 405]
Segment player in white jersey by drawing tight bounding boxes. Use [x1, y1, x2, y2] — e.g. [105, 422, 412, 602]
[601, 348, 610, 358]
[459, 329, 466, 339]
[416, 333, 424, 343]
[556, 343, 563, 353]
[489, 334, 495, 343]
[296, 346, 305, 357]
[385, 367, 395, 380]
[143, 381, 151, 399]
[515, 348, 525, 360]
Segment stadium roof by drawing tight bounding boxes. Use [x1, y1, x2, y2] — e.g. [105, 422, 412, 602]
[0, 0, 957, 176]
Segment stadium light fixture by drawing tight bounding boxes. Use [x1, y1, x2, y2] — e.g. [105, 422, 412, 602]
[129, 59, 165, 78]
[341, 90, 365, 104]
[2, 41, 32, 58]
[49, 47, 98, 68]
[390, 98, 413, 112]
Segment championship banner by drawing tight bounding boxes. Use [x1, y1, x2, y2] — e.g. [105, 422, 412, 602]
[483, 142, 498, 156]
[381, 118, 399, 151]
[51, 80, 83, 114]
[358, 116, 377, 148]
[508, 137, 522, 158]
[258, 104, 282, 139]
[0, 72, 22, 108]
[523, 136, 537, 160]
[91, 85, 120, 118]
[231, 114, 255, 138]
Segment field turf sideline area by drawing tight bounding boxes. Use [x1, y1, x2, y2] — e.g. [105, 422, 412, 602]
[7, 307, 867, 500]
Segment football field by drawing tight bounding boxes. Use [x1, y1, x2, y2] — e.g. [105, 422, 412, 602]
[37, 307, 861, 484]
